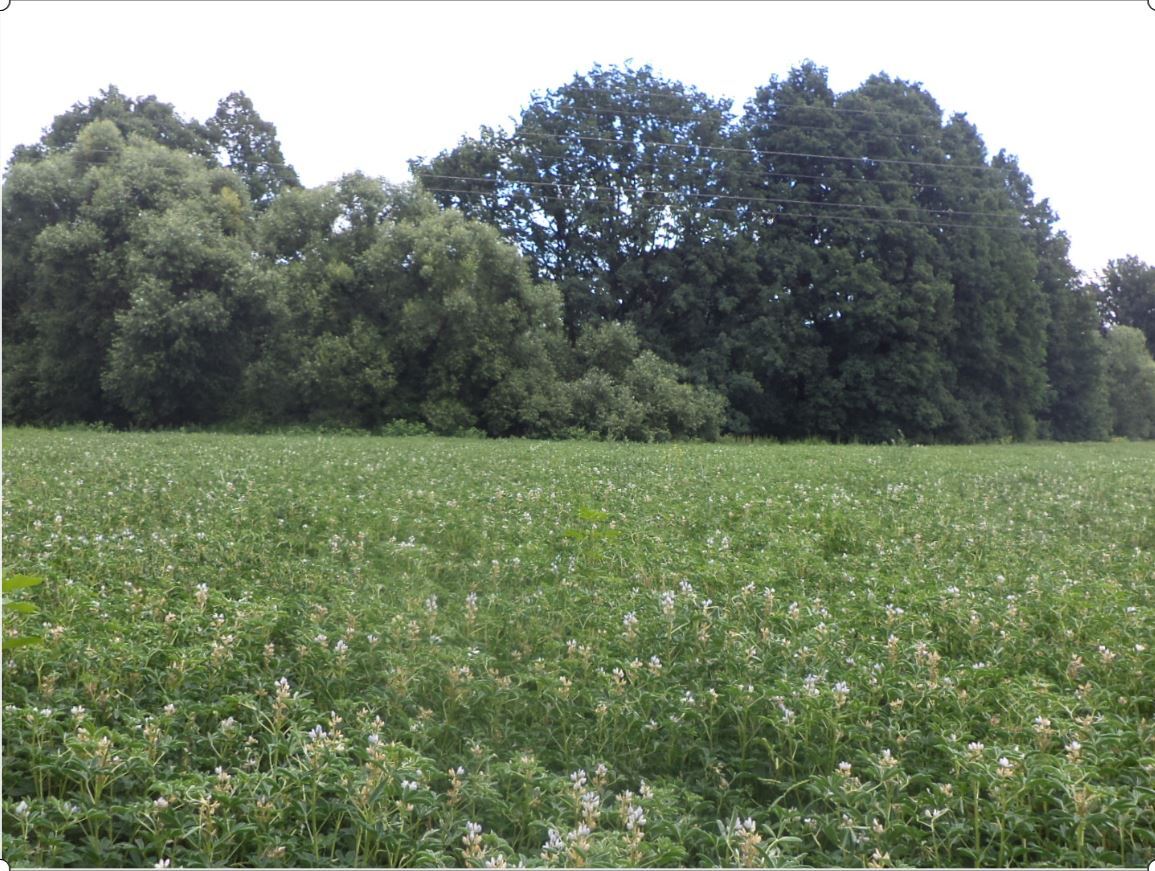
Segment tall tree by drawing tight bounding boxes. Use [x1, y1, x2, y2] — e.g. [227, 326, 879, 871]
[1096, 256, 1155, 355]
[934, 119, 1048, 440]
[3, 120, 258, 425]
[6, 85, 216, 169]
[1103, 325, 1155, 439]
[244, 180, 573, 434]
[413, 64, 737, 339]
[737, 65, 960, 441]
[996, 153, 1108, 440]
[206, 91, 301, 209]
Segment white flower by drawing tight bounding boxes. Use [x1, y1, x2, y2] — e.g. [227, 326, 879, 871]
[626, 804, 646, 830]
[734, 816, 757, 835]
[542, 828, 565, 853]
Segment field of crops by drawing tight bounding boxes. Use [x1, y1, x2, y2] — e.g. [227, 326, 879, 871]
[2, 429, 1153, 867]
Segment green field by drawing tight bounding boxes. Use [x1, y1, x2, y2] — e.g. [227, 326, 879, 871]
[2, 429, 1153, 867]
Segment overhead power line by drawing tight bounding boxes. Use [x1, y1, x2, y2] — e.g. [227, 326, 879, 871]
[507, 103, 961, 147]
[508, 130, 990, 172]
[416, 173, 1023, 221]
[420, 185, 1033, 235]
[520, 81, 951, 123]
[50, 140, 1030, 232]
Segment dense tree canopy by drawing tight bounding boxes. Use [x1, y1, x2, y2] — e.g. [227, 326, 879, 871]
[1096, 256, 1155, 355]
[3, 72, 1149, 441]
[207, 91, 301, 209]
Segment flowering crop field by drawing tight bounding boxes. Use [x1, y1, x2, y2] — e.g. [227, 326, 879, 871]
[2, 429, 1154, 868]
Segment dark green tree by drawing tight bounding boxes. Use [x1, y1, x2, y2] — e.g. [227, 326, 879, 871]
[6, 85, 216, 169]
[996, 154, 1109, 440]
[244, 180, 574, 434]
[736, 65, 960, 441]
[206, 91, 301, 209]
[3, 120, 259, 425]
[933, 120, 1048, 440]
[413, 64, 737, 339]
[101, 188, 260, 425]
[1096, 256, 1155, 355]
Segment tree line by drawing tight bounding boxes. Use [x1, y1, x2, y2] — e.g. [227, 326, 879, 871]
[4, 67, 1154, 441]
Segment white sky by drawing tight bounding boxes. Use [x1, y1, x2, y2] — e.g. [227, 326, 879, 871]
[1, 0, 1151, 277]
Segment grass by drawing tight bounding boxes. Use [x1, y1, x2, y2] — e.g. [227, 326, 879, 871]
[2, 428, 1153, 867]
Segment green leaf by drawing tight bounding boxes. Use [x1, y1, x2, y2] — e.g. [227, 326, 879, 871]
[3, 574, 44, 593]
[2, 635, 44, 650]
[5, 601, 38, 614]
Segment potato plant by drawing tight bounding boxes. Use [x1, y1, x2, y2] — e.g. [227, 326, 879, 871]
[2, 429, 1153, 866]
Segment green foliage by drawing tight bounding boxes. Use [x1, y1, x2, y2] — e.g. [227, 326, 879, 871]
[414, 64, 736, 338]
[8, 85, 216, 167]
[1103, 325, 1155, 439]
[564, 323, 726, 441]
[1041, 285, 1110, 441]
[2, 75, 1136, 443]
[2, 574, 45, 650]
[206, 91, 300, 209]
[1097, 256, 1155, 355]
[3, 430, 1154, 866]
[3, 126, 259, 426]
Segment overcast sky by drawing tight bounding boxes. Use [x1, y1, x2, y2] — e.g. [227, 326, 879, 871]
[1, 0, 1151, 277]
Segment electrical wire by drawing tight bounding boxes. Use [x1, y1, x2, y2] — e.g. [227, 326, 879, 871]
[506, 130, 991, 172]
[415, 172, 1023, 221]
[518, 79, 956, 123]
[508, 103, 967, 147]
[419, 185, 1034, 235]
